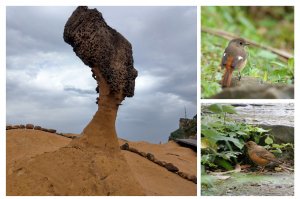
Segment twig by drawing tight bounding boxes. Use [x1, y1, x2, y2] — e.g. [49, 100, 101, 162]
[202, 27, 293, 60]
[209, 164, 241, 175]
[278, 165, 294, 172]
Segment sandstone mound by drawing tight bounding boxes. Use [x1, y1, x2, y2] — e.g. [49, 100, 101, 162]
[119, 140, 196, 177]
[8, 145, 141, 196]
[7, 129, 196, 196]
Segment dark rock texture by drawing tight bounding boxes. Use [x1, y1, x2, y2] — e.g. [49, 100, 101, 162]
[146, 153, 155, 162]
[26, 124, 34, 129]
[6, 125, 12, 130]
[34, 126, 42, 130]
[47, 129, 57, 133]
[120, 143, 129, 150]
[63, 6, 137, 99]
[165, 163, 179, 172]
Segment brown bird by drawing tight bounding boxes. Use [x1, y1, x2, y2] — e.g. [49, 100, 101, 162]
[221, 38, 249, 87]
[245, 141, 281, 172]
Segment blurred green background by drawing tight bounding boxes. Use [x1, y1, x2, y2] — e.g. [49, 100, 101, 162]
[201, 6, 294, 98]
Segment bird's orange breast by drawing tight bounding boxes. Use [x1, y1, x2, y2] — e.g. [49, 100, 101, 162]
[249, 152, 270, 166]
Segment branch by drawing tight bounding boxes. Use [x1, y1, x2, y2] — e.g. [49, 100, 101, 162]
[202, 27, 293, 60]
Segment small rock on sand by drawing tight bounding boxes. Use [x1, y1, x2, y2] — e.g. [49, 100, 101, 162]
[26, 124, 34, 129]
[146, 153, 155, 161]
[165, 163, 179, 172]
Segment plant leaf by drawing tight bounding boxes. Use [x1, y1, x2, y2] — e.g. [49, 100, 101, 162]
[208, 104, 223, 113]
[265, 136, 273, 145]
[222, 105, 237, 114]
[215, 158, 233, 170]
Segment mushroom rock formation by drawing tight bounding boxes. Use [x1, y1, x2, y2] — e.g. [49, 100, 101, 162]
[63, 6, 137, 152]
[7, 6, 144, 196]
[61, 6, 143, 194]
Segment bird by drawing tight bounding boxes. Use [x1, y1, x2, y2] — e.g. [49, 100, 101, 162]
[245, 141, 281, 172]
[221, 38, 249, 88]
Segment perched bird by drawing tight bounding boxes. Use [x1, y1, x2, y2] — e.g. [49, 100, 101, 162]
[221, 38, 249, 87]
[245, 141, 281, 172]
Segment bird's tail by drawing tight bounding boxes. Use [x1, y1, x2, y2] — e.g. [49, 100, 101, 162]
[222, 67, 234, 88]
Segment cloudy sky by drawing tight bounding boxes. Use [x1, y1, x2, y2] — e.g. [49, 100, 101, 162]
[6, 6, 197, 143]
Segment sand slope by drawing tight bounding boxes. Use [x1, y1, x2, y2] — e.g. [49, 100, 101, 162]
[7, 130, 196, 196]
[119, 140, 196, 176]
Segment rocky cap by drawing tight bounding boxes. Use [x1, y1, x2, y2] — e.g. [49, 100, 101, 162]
[63, 6, 137, 99]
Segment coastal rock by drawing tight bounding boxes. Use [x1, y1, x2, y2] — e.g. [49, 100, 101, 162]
[47, 129, 57, 134]
[128, 147, 138, 153]
[34, 126, 42, 130]
[25, 124, 34, 129]
[138, 151, 147, 158]
[120, 143, 129, 150]
[6, 125, 12, 130]
[146, 153, 155, 162]
[165, 163, 179, 172]
[12, 125, 20, 129]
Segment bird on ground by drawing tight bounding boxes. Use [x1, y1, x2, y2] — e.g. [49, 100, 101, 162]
[245, 141, 281, 172]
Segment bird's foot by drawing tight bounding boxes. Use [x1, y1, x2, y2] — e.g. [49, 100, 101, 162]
[238, 72, 241, 81]
[257, 166, 266, 174]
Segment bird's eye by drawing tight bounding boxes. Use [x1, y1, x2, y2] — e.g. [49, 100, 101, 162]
[240, 42, 243, 45]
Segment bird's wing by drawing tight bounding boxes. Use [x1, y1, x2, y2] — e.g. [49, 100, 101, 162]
[221, 51, 228, 69]
[255, 148, 280, 163]
[232, 56, 245, 69]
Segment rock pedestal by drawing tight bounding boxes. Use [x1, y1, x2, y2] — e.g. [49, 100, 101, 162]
[63, 6, 144, 195]
[63, 6, 137, 151]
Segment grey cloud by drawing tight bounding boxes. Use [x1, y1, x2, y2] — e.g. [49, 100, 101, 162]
[6, 6, 197, 143]
[64, 87, 95, 95]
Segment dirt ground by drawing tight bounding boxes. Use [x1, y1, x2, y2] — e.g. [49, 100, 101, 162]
[202, 172, 294, 196]
[7, 129, 196, 196]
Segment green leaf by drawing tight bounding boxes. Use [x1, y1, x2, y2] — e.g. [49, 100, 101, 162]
[270, 148, 282, 154]
[215, 158, 233, 170]
[222, 105, 237, 114]
[235, 131, 248, 136]
[272, 143, 281, 148]
[201, 128, 224, 141]
[217, 151, 242, 160]
[202, 128, 244, 149]
[265, 136, 273, 145]
[201, 154, 212, 163]
[201, 137, 218, 150]
[225, 137, 244, 149]
[255, 127, 270, 133]
[208, 104, 223, 113]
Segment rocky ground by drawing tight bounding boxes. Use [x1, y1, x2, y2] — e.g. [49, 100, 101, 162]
[212, 77, 294, 99]
[202, 172, 294, 196]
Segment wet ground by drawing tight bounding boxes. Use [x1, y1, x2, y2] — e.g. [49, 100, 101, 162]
[231, 103, 294, 127]
[202, 172, 294, 196]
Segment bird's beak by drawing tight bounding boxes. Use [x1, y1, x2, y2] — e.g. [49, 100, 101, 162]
[245, 42, 250, 46]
